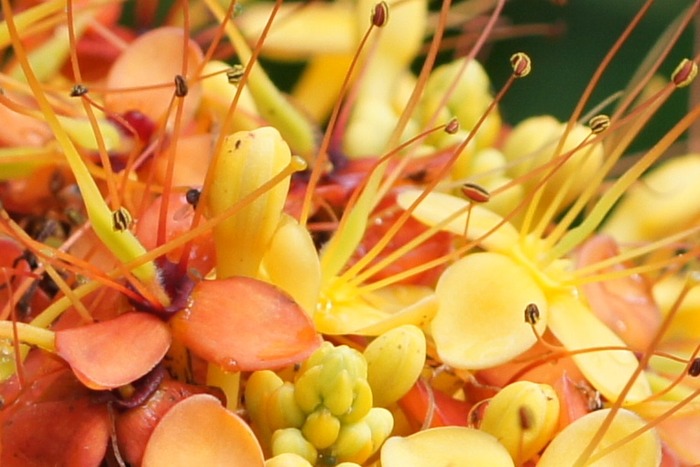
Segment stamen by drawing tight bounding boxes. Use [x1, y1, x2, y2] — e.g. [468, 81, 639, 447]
[672, 58, 698, 88]
[174, 74, 189, 97]
[510, 52, 531, 78]
[524, 303, 540, 325]
[112, 207, 133, 232]
[371, 1, 390, 28]
[587, 114, 610, 134]
[69, 84, 89, 97]
[461, 182, 491, 204]
[226, 65, 245, 85]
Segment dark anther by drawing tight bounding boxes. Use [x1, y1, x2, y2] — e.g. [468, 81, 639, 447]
[524, 303, 540, 325]
[174, 74, 188, 97]
[689, 358, 700, 377]
[461, 182, 491, 204]
[70, 84, 89, 97]
[185, 188, 201, 208]
[371, 1, 389, 27]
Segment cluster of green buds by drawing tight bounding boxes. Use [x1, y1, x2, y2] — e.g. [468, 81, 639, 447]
[246, 342, 394, 466]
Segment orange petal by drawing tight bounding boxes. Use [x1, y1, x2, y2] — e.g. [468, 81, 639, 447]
[1, 399, 110, 467]
[171, 277, 321, 371]
[141, 394, 264, 467]
[55, 312, 171, 390]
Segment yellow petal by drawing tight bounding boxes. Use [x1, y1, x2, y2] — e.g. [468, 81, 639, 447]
[538, 408, 661, 467]
[433, 252, 547, 369]
[381, 427, 514, 467]
[547, 293, 652, 404]
[603, 153, 700, 243]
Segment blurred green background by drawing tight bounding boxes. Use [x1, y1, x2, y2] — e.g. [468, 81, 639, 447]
[482, 0, 694, 150]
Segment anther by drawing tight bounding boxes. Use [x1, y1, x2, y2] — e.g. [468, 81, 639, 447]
[524, 303, 540, 325]
[672, 59, 698, 88]
[112, 207, 133, 232]
[461, 182, 490, 203]
[70, 84, 89, 97]
[588, 114, 610, 135]
[371, 1, 389, 28]
[689, 358, 700, 377]
[445, 118, 460, 135]
[174, 75, 188, 97]
[185, 188, 201, 208]
[510, 52, 532, 78]
[226, 65, 245, 85]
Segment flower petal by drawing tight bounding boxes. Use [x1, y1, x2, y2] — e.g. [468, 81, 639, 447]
[171, 277, 321, 371]
[538, 408, 661, 467]
[433, 252, 547, 369]
[141, 394, 264, 467]
[381, 426, 514, 467]
[55, 312, 171, 390]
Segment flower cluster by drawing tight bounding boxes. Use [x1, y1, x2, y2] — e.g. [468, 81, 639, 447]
[1, 0, 700, 466]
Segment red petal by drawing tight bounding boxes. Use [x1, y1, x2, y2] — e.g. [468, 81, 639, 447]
[171, 277, 321, 371]
[55, 312, 171, 390]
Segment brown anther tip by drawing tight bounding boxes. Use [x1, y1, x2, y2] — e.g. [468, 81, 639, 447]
[524, 303, 540, 325]
[588, 114, 610, 135]
[672, 58, 698, 88]
[445, 118, 460, 135]
[70, 84, 88, 97]
[185, 188, 201, 208]
[226, 65, 245, 85]
[112, 207, 133, 232]
[174, 74, 188, 97]
[510, 52, 532, 78]
[689, 358, 700, 377]
[371, 1, 389, 28]
[461, 182, 490, 203]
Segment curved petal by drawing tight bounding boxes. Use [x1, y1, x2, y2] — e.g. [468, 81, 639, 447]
[171, 277, 321, 371]
[381, 426, 514, 467]
[538, 408, 661, 467]
[55, 312, 171, 390]
[142, 394, 264, 467]
[433, 252, 547, 369]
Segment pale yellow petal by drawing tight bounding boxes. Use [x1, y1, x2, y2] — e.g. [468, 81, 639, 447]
[381, 427, 514, 467]
[433, 252, 547, 369]
[538, 408, 661, 467]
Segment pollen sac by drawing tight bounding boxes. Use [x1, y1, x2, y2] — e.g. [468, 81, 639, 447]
[479, 381, 560, 464]
[371, 1, 390, 27]
[174, 74, 188, 97]
[510, 52, 532, 78]
[112, 207, 133, 231]
[70, 84, 88, 97]
[226, 64, 245, 85]
[672, 58, 698, 88]
[588, 114, 610, 134]
[461, 182, 491, 204]
[445, 117, 460, 135]
[524, 303, 540, 325]
[689, 358, 700, 377]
